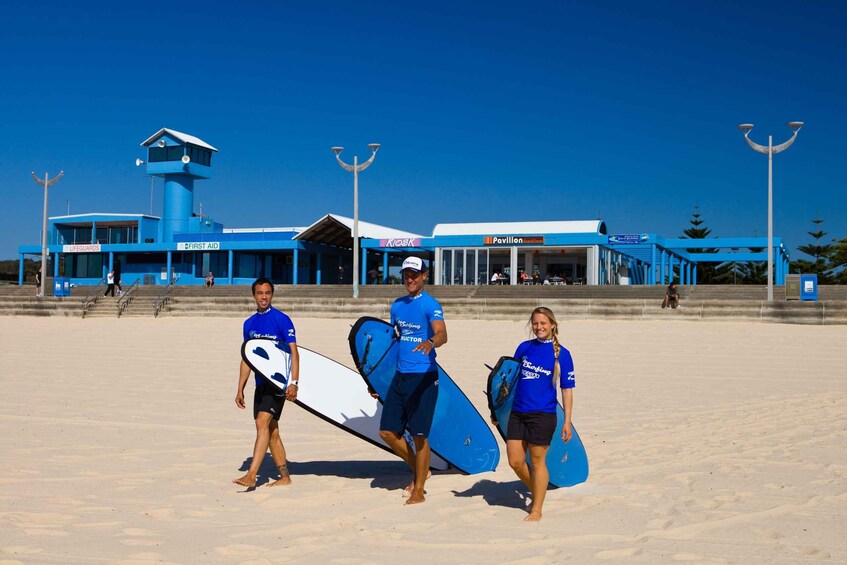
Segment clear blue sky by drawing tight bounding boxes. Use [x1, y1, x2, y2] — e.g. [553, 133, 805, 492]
[2, 1, 845, 261]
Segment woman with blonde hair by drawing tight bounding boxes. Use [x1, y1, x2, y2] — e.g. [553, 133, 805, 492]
[506, 306, 575, 521]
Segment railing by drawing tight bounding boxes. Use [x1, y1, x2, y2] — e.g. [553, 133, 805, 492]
[153, 276, 178, 318]
[115, 280, 141, 317]
[80, 281, 107, 318]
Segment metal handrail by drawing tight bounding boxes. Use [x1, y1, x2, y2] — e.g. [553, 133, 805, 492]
[153, 276, 178, 318]
[80, 281, 107, 318]
[115, 280, 141, 317]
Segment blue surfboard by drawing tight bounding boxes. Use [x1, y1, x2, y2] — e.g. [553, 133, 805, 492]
[349, 316, 500, 475]
[486, 356, 589, 488]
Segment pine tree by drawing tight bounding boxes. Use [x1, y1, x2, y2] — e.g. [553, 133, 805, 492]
[682, 206, 721, 283]
[791, 217, 835, 283]
[738, 261, 768, 284]
[827, 237, 847, 284]
[797, 217, 833, 260]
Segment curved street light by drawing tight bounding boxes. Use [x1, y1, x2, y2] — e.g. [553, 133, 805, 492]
[331, 143, 380, 298]
[31, 170, 64, 298]
[738, 121, 803, 301]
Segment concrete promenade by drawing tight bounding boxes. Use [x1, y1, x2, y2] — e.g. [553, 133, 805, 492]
[2, 283, 846, 324]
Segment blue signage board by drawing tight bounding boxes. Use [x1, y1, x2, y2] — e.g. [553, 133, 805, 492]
[608, 234, 649, 245]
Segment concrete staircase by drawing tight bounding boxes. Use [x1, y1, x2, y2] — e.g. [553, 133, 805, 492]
[1, 283, 846, 324]
[0, 284, 78, 316]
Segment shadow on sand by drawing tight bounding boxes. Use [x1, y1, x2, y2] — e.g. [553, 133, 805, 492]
[235, 455, 461, 492]
[452, 478, 528, 510]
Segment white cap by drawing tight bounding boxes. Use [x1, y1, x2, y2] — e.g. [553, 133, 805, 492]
[400, 256, 428, 273]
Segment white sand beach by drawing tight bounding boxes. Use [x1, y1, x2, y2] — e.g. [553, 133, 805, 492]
[1, 316, 845, 564]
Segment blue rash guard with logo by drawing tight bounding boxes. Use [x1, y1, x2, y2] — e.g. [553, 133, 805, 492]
[243, 306, 297, 386]
[390, 291, 444, 373]
[512, 338, 575, 414]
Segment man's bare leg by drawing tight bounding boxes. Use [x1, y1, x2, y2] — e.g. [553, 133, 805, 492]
[405, 437, 430, 505]
[524, 444, 550, 522]
[267, 420, 292, 487]
[233, 411, 273, 487]
[379, 429, 425, 495]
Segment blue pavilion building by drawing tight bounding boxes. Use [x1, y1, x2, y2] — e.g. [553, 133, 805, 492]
[17, 129, 791, 289]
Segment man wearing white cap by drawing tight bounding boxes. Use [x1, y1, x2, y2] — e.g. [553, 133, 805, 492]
[378, 256, 447, 505]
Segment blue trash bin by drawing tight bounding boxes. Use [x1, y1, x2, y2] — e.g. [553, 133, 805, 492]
[800, 274, 818, 301]
[53, 277, 70, 297]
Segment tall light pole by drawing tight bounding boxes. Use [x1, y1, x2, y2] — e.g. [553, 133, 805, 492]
[31, 170, 64, 298]
[738, 121, 804, 301]
[331, 143, 380, 299]
[136, 158, 156, 215]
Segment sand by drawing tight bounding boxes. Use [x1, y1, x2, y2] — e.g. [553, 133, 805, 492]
[0, 315, 845, 564]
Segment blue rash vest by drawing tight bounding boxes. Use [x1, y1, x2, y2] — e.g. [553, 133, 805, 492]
[512, 338, 575, 414]
[243, 306, 297, 386]
[390, 291, 444, 374]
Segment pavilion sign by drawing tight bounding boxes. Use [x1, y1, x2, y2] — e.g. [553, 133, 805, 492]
[484, 235, 545, 246]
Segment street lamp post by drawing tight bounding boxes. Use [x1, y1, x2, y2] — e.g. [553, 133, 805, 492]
[738, 121, 803, 301]
[136, 158, 156, 215]
[31, 170, 64, 298]
[331, 144, 381, 299]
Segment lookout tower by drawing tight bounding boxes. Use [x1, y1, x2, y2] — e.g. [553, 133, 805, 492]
[139, 128, 218, 242]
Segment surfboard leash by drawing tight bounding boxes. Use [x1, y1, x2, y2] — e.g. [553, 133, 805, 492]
[359, 327, 399, 379]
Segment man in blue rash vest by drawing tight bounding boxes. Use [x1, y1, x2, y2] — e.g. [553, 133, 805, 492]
[377, 256, 447, 505]
[233, 277, 300, 488]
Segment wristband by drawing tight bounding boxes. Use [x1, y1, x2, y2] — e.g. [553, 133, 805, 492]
[288, 380, 299, 387]
[427, 338, 435, 346]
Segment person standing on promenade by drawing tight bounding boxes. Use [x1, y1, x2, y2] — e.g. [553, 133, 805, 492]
[377, 256, 447, 505]
[233, 277, 300, 488]
[503, 307, 575, 522]
[105, 271, 116, 297]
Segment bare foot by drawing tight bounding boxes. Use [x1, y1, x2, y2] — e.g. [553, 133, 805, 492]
[232, 474, 256, 488]
[403, 486, 427, 498]
[405, 491, 426, 505]
[402, 470, 432, 497]
[524, 510, 542, 522]
[267, 463, 291, 487]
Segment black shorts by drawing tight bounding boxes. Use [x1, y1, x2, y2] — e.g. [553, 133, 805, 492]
[254, 382, 285, 421]
[506, 411, 557, 446]
[380, 370, 439, 437]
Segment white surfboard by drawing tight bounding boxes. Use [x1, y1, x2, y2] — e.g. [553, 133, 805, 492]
[242, 338, 449, 471]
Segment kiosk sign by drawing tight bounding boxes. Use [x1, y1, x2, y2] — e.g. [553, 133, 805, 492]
[177, 242, 221, 251]
[379, 238, 421, 248]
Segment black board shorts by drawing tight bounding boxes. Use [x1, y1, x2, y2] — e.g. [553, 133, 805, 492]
[506, 410, 557, 446]
[254, 382, 285, 421]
